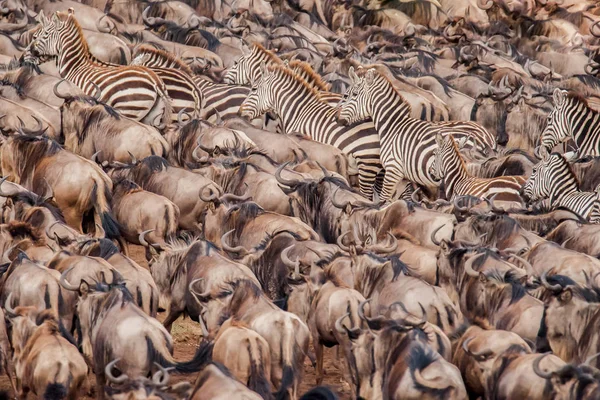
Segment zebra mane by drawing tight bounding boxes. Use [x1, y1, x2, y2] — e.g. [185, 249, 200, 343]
[356, 65, 413, 114]
[550, 152, 582, 189]
[565, 91, 592, 109]
[287, 60, 330, 91]
[446, 135, 468, 174]
[56, 11, 91, 57]
[132, 45, 195, 76]
[268, 64, 322, 100]
[253, 43, 283, 66]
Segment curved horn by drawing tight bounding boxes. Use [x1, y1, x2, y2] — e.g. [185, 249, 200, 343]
[331, 187, 350, 210]
[462, 336, 494, 358]
[53, 79, 69, 100]
[4, 293, 16, 318]
[90, 150, 101, 164]
[138, 229, 154, 247]
[59, 266, 80, 291]
[0, 12, 28, 33]
[336, 230, 353, 252]
[17, 115, 43, 135]
[532, 353, 553, 379]
[413, 368, 450, 390]
[335, 312, 351, 334]
[127, 151, 137, 165]
[281, 245, 300, 278]
[430, 225, 444, 246]
[584, 352, 600, 366]
[540, 270, 562, 292]
[358, 298, 387, 329]
[188, 279, 210, 338]
[178, 109, 193, 125]
[142, 6, 157, 26]
[199, 183, 220, 203]
[0, 176, 17, 197]
[411, 187, 422, 203]
[105, 359, 128, 384]
[368, 232, 398, 254]
[221, 229, 249, 255]
[453, 196, 470, 212]
[508, 254, 534, 275]
[477, 0, 493, 10]
[591, 20, 600, 38]
[464, 252, 484, 278]
[274, 162, 300, 187]
[152, 363, 172, 386]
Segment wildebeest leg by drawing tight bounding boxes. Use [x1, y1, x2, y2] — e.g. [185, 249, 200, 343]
[4, 357, 16, 395]
[95, 371, 106, 400]
[116, 237, 129, 257]
[315, 341, 324, 385]
[162, 304, 184, 332]
[63, 208, 84, 234]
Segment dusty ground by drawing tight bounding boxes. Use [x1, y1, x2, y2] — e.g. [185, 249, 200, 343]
[0, 245, 350, 399]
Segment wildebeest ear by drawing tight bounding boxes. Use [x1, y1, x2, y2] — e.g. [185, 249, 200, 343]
[553, 88, 566, 106]
[79, 280, 90, 295]
[560, 289, 572, 303]
[479, 272, 487, 283]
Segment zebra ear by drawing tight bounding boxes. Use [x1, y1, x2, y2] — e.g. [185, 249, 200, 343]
[259, 62, 267, 79]
[457, 136, 468, 149]
[51, 12, 60, 25]
[36, 10, 46, 25]
[553, 88, 566, 106]
[241, 44, 251, 56]
[348, 67, 358, 84]
[435, 133, 444, 147]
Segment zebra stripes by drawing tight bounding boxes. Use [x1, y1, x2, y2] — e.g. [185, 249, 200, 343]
[431, 134, 525, 204]
[522, 153, 600, 223]
[239, 64, 382, 198]
[538, 88, 600, 158]
[27, 10, 171, 124]
[131, 46, 204, 121]
[337, 67, 496, 202]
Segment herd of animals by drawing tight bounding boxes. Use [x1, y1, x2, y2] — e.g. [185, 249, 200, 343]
[0, 0, 599, 399]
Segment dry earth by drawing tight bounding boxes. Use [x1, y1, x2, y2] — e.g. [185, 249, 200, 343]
[0, 245, 351, 399]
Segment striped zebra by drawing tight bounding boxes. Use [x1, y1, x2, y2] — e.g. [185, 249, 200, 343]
[431, 133, 526, 207]
[537, 88, 600, 159]
[26, 10, 171, 125]
[522, 153, 600, 223]
[131, 46, 204, 121]
[239, 63, 383, 198]
[337, 67, 497, 201]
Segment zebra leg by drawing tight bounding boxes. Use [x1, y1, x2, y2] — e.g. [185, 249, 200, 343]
[380, 168, 405, 203]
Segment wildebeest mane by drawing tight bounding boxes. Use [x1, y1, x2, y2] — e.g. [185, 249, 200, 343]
[485, 344, 532, 398]
[543, 274, 600, 303]
[112, 178, 143, 201]
[223, 202, 265, 243]
[130, 156, 170, 184]
[5, 221, 43, 243]
[0, 63, 38, 97]
[366, 252, 408, 281]
[12, 190, 65, 222]
[83, 238, 120, 260]
[9, 135, 62, 182]
[227, 278, 264, 318]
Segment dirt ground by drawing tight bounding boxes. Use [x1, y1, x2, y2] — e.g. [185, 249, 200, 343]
[0, 245, 350, 399]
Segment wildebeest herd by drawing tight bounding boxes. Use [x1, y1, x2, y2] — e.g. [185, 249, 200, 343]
[0, 0, 598, 398]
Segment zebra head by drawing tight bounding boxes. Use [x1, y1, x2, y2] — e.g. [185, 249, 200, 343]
[537, 89, 572, 158]
[27, 10, 67, 60]
[223, 44, 264, 86]
[337, 67, 372, 126]
[239, 62, 274, 120]
[522, 153, 563, 203]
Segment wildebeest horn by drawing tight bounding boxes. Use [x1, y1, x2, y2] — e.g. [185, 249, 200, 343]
[127, 151, 137, 164]
[335, 312, 351, 334]
[281, 245, 300, 278]
[508, 254, 534, 275]
[178, 109, 193, 125]
[91, 82, 101, 100]
[584, 352, 600, 366]
[331, 187, 350, 210]
[91, 151, 101, 164]
[152, 363, 173, 386]
[336, 230, 353, 252]
[358, 298, 386, 329]
[188, 279, 210, 338]
[540, 270, 562, 292]
[411, 187, 421, 203]
[221, 229, 249, 255]
[315, 161, 330, 177]
[476, 0, 493, 10]
[462, 336, 494, 358]
[487, 193, 504, 213]
[59, 266, 80, 291]
[532, 353, 553, 379]
[430, 225, 444, 246]
[274, 162, 300, 187]
[0, 176, 17, 197]
[138, 229, 154, 247]
[199, 183, 220, 202]
[464, 252, 484, 277]
[105, 359, 129, 384]
[220, 190, 251, 203]
[4, 293, 16, 318]
[53, 79, 70, 100]
[591, 20, 600, 38]
[0, 12, 28, 33]
[368, 232, 398, 254]
[142, 6, 157, 26]
[453, 196, 469, 212]
[413, 367, 451, 390]
[17, 115, 43, 134]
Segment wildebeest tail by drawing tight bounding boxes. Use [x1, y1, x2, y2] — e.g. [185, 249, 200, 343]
[275, 365, 294, 400]
[0, 390, 9, 400]
[147, 336, 213, 374]
[91, 182, 120, 239]
[247, 341, 273, 400]
[43, 383, 67, 400]
[275, 320, 297, 400]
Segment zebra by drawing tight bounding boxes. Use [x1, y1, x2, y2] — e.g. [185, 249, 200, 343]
[26, 10, 171, 125]
[522, 153, 600, 223]
[537, 88, 600, 159]
[239, 63, 383, 198]
[131, 46, 204, 122]
[430, 133, 526, 208]
[337, 67, 497, 202]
